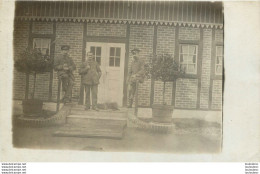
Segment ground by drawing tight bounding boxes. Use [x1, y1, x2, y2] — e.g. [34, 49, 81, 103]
[12, 100, 222, 153]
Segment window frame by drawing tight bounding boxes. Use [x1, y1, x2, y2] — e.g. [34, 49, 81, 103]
[179, 43, 199, 75]
[33, 38, 51, 56]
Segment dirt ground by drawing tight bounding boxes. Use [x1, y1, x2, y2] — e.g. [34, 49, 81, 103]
[12, 100, 222, 153]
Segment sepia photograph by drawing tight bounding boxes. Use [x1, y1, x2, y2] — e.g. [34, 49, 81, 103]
[11, 1, 224, 154]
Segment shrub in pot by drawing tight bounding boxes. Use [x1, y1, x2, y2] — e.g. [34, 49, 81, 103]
[14, 47, 53, 115]
[145, 54, 184, 123]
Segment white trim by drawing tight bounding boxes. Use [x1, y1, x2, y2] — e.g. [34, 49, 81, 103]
[16, 16, 224, 29]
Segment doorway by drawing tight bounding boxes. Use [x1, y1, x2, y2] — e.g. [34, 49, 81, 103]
[83, 42, 126, 107]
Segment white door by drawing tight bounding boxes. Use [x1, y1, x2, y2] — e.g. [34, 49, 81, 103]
[85, 42, 125, 107]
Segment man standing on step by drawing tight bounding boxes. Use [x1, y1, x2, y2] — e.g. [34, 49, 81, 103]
[79, 52, 102, 111]
[54, 45, 76, 104]
[127, 48, 145, 108]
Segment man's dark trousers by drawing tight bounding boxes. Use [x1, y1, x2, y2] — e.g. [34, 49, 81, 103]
[61, 76, 74, 102]
[85, 85, 98, 109]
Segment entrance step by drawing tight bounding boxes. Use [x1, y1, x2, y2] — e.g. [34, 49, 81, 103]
[53, 124, 125, 139]
[68, 107, 128, 127]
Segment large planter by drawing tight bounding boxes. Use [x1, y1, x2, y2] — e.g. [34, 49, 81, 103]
[152, 104, 174, 123]
[22, 99, 43, 115]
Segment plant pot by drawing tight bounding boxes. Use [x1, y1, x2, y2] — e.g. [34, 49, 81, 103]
[152, 104, 174, 123]
[22, 99, 43, 115]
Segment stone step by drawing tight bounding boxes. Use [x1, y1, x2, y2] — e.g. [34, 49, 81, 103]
[53, 124, 125, 139]
[70, 109, 128, 119]
[67, 114, 127, 127]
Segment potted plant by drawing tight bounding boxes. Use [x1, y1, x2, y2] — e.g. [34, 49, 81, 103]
[145, 54, 184, 123]
[14, 47, 53, 115]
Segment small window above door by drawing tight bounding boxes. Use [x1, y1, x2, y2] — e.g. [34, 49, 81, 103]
[109, 47, 121, 67]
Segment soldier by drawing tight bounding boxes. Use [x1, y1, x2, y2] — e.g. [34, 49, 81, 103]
[127, 48, 145, 108]
[54, 45, 76, 104]
[79, 52, 102, 111]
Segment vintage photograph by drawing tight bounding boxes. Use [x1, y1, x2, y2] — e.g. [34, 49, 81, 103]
[12, 1, 224, 153]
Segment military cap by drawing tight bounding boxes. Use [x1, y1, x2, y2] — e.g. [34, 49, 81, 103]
[131, 48, 141, 54]
[61, 45, 70, 50]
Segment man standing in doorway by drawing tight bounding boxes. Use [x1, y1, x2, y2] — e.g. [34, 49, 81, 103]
[79, 52, 102, 111]
[127, 48, 145, 108]
[54, 45, 76, 104]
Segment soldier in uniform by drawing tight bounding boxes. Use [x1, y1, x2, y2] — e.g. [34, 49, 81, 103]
[79, 52, 102, 111]
[127, 48, 145, 108]
[54, 45, 76, 103]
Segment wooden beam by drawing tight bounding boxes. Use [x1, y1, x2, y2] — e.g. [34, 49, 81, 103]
[150, 25, 157, 106]
[25, 21, 33, 100]
[48, 21, 56, 101]
[196, 27, 203, 109]
[79, 21, 87, 105]
[85, 36, 127, 43]
[122, 23, 130, 107]
[209, 27, 215, 109]
[171, 25, 179, 106]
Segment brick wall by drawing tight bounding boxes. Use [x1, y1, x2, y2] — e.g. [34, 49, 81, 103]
[32, 22, 53, 34]
[13, 20, 29, 99]
[28, 73, 50, 100]
[154, 26, 175, 105]
[175, 78, 198, 108]
[87, 23, 126, 37]
[200, 29, 212, 109]
[215, 29, 224, 43]
[179, 27, 200, 40]
[129, 25, 153, 106]
[211, 80, 222, 109]
[52, 22, 84, 101]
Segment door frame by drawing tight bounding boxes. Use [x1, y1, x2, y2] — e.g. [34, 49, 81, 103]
[82, 41, 126, 107]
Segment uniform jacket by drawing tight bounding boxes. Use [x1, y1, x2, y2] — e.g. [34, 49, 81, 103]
[128, 58, 145, 83]
[79, 60, 102, 85]
[54, 54, 76, 80]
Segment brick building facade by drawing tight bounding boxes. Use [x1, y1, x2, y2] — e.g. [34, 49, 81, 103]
[13, 1, 223, 110]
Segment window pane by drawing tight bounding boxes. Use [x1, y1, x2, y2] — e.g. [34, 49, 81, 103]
[180, 54, 184, 63]
[187, 64, 195, 73]
[116, 48, 121, 57]
[41, 48, 49, 55]
[33, 39, 41, 48]
[109, 57, 114, 66]
[183, 55, 188, 62]
[96, 56, 101, 65]
[181, 45, 189, 54]
[193, 55, 196, 63]
[41, 39, 50, 49]
[96, 47, 101, 56]
[187, 55, 193, 64]
[115, 57, 120, 67]
[189, 45, 196, 54]
[217, 46, 223, 55]
[180, 64, 187, 72]
[90, 47, 95, 55]
[216, 65, 222, 74]
[110, 47, 115, 56]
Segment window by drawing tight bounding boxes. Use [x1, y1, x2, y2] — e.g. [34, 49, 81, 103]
[216, 46, 223, 75]
[179, 44, 198, 74]
[90, 46, 101, 65]
[33, 38, 51, 56]
[109, 47, 121, 67]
